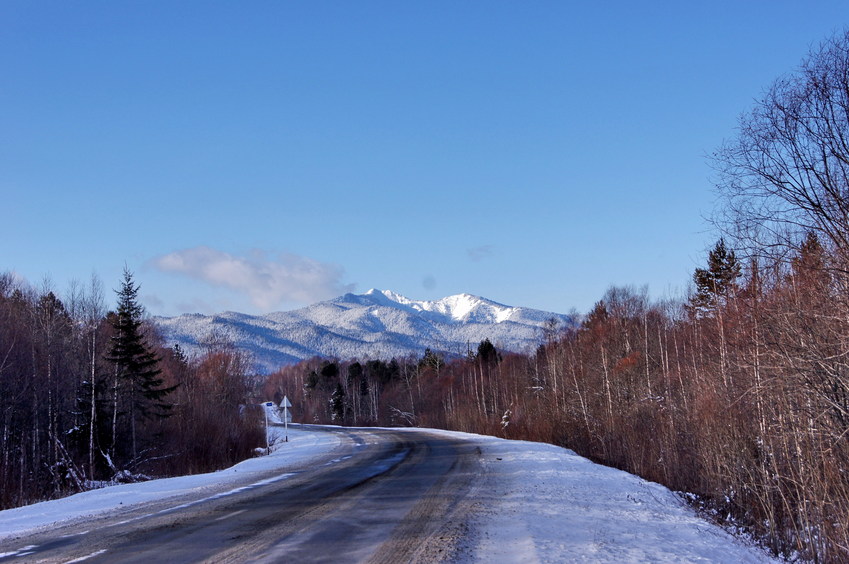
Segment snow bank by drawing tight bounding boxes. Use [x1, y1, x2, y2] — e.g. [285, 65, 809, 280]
[0, 426, 339, 542]
[402, 428, 781, 564]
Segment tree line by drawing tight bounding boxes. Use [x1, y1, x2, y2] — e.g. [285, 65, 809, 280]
[0, 269, 262, 510]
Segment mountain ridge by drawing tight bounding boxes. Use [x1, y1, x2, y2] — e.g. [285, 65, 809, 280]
[153, 290, 574, 373]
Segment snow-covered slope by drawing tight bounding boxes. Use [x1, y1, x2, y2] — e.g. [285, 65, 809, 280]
[153, 290, 573, 373]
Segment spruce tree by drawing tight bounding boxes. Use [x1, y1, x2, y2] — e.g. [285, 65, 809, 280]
[691, 238, 742, 315]
[106, 268, 175, 465]
[476, 338, 501, 365]
[330, 383, 345, 422]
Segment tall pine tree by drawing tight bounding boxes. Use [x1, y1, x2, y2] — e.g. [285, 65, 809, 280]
[106, 268, 175, 467]
[690, 238, 742, 316]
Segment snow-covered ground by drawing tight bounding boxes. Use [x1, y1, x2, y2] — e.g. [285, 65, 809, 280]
[419, 429, 780, 563]
[0, 425, 339, 542]
[0, 425, 780, 563]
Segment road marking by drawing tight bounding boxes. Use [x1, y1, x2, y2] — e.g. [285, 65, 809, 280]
[72, 471, 301, 534]
[0, 545, 38, 559]
[214, 509, 247, 522]
[65, 549, 108, 562]
[60, 530, 90, 538]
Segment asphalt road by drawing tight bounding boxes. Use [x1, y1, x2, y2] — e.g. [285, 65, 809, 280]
[0, 426, 483, 563]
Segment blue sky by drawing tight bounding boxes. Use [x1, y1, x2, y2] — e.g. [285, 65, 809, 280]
[3, 2, 847, 316]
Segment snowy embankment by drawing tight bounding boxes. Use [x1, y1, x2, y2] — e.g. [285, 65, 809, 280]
[0, 426, 339, 542]
[0, 426, 779, 563]
[413, 429, 781, 563]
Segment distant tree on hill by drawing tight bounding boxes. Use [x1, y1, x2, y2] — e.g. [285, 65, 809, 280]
[476, 338, 501, 365]
[419, 348, 445, 376]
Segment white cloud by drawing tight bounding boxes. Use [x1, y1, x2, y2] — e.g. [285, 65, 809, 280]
[151, 246, 354, 311]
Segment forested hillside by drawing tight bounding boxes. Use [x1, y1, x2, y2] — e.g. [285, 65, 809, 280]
[0, 270, 263, 510]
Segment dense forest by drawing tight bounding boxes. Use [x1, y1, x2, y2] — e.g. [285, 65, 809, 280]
[0, 269, 263, 510]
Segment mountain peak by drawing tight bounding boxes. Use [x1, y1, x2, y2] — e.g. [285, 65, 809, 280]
[364, 288, 409, 302]
[155, 290, 573, 373]
[349, 290, 512, 324]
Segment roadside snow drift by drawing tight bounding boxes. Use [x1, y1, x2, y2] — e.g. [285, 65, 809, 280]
[0, 426, 339, 542]
[428, 430, 779, 563]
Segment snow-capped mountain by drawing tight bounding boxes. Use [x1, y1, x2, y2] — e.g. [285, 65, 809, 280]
[153, 289, 574, 373]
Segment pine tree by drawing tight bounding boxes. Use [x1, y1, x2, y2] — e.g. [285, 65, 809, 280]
[791, 231, 827, 278]
[691, 238, 742, 315]
[476, 338, 501, 365]
[330, 383, 345, 422]
[105, 268, 175, 465]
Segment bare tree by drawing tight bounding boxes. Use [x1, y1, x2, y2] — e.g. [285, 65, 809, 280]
[72, 274, 106, 480]
[714, 31, 849, 270]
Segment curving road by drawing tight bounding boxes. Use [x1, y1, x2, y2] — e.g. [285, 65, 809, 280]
[0, 427, 482, 563]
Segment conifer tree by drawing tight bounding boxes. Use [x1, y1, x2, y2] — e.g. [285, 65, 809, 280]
[791, 231, 827, 278]
[691, 239, 742, 315]
[330, 383, 345, 422]
[105, 268, 175, 465]
[476, 338, 501, 365]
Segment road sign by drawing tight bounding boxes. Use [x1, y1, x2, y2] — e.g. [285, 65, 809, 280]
[281, 399, 291, 442]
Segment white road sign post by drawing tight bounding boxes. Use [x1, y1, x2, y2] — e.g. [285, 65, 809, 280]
[281, 396, 292, 442]
[264, 401, 274, 455]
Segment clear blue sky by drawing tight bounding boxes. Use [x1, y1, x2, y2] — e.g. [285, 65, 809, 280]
[3, 2, 847, 316]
